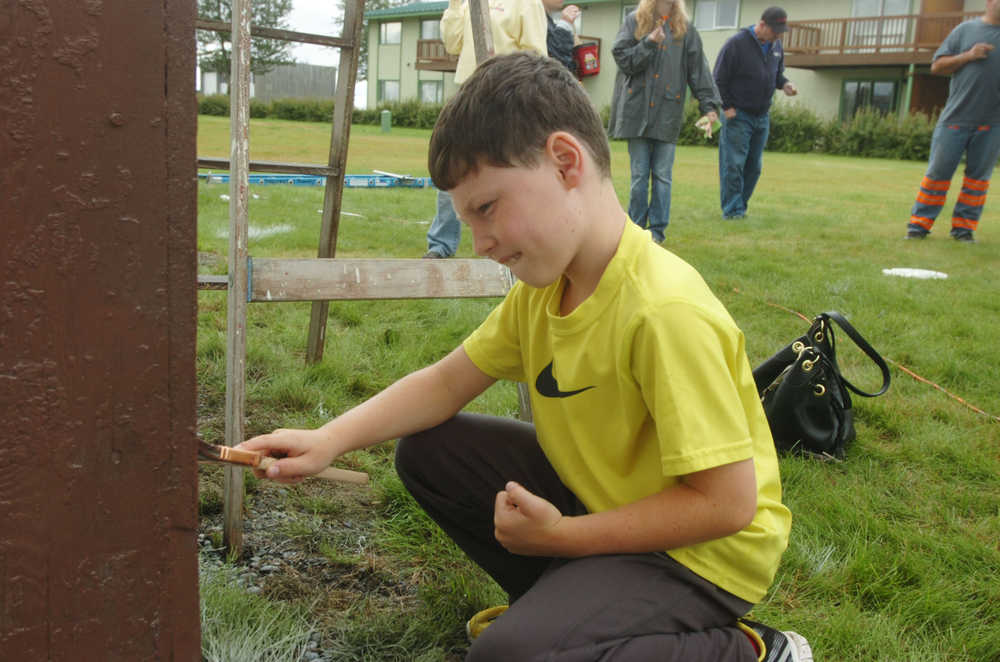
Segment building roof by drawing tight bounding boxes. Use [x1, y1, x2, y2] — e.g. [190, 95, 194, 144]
[365, 2, 447, 19]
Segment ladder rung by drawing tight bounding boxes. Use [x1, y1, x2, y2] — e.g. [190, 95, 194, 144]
[197, 158, 340, 177]
[252, 258, 511, 301]
[198, 274, 228, 290]
[197, 260, 511, 300]
[195, 18, 354, 49]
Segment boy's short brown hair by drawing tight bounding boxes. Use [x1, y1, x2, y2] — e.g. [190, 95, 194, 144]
[428, 53, 612, 191]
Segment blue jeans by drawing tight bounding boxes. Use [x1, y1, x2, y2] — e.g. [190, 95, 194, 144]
[909, 123, 1000, 237]
[426, 189, 461, 257]
[627, 138, 677, 242]
[719, 110, 770, 218]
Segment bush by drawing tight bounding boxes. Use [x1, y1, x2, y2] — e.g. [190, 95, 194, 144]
[893, 111, 936, 161]
[768, 102, 826, 153]
[199, 94, 229, 116]
[677, 99, 718, 147]
[199, 94, 939, 163]
[249, 99, 270, 119]
[349, 100, 445, 129]
[270, 98, 335, 122]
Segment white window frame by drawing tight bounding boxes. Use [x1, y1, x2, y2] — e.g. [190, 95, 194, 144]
[420, 19, 440, 40]
[378, 79, 400, 102]
[419, 80, 443, 104]
[693, 0, 741, 31]
[380, 21, 401, 45]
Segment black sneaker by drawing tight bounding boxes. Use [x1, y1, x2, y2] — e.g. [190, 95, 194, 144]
[738, 619, 813, 662]
[951, 230, 976, 243]
[905, 228, 928, 240]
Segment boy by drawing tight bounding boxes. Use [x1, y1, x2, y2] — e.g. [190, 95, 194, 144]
[240, 53, 809, 662]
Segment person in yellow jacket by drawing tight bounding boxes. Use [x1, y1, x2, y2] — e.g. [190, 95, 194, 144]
[441, 0, 548, 84]
[424, 0, 549, 259]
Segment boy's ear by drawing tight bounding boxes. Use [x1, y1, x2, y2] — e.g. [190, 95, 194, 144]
[545, 131, 584, 188]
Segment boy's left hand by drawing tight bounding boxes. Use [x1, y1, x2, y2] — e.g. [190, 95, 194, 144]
[493, 481, 564, 556]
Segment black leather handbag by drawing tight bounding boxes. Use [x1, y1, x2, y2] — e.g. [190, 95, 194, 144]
[753, 311, 891, 458]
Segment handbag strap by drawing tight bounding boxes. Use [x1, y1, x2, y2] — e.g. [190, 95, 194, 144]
[819, 311, 891, 397]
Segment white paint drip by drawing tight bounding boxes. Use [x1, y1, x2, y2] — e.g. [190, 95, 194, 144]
[215, 224, 295, 240]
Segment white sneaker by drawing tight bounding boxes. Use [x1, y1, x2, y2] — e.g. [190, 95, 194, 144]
[738, 619, 814, 662]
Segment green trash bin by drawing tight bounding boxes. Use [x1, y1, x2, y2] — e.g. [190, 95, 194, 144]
[380, 109, 391, 134]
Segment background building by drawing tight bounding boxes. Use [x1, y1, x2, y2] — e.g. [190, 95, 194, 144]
[199, 62, 338, 103]
[364, 0, 987, 120]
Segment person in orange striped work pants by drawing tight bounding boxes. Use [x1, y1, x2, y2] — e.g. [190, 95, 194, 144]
[906, 1, 1000, 243]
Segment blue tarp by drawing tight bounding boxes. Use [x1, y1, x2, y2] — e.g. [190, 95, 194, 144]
[198, 173, 434, 188]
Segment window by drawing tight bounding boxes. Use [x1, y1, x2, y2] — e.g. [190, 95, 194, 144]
[694, 0, 740, 30]
[380, 21, 401, 45]
[852, 0, 910, 17]
[842, 80, 899, 119]
[420, 19, 440, 40]
[419, 80, 443, 104]
[850, 0, 910, 50]
[378, 80, 400, 102]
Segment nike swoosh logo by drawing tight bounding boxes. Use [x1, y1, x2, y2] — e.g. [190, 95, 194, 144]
[535, 361, 595, 399]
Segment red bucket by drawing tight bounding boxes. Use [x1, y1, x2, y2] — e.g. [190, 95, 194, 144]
[573, 42, 600, 78]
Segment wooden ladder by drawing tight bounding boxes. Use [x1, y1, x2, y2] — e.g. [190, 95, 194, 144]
[198, 0, 523, 560]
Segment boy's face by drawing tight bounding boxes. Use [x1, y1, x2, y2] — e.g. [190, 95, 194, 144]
[449, 158, 580, 289]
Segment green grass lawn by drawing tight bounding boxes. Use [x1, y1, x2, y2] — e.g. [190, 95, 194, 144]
[197, 116, 1000, 661]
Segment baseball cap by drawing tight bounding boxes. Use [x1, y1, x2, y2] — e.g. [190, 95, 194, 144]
[761, 7, 788, 33]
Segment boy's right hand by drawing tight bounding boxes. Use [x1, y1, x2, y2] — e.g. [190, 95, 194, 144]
[237, 428, 337, 484]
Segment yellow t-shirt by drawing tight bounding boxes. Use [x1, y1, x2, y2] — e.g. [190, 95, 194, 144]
[440, 0, 548, 84]
[463, 221, 791, 603]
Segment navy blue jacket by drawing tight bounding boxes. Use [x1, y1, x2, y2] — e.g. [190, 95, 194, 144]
[713, 27, 789, 117]
[546, 14, 578, 76]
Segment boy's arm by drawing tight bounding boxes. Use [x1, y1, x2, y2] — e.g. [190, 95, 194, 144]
[494, 457, 757, 557]
[239, 346, 496, 482]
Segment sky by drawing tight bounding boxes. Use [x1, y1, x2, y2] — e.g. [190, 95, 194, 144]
[285, 0, 367, 105]
[286, 0, 344, 69]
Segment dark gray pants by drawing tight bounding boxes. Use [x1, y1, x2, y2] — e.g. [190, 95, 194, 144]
[395, 413, 757, 662]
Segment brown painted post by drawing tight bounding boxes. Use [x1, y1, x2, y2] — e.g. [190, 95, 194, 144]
[0, 0, 200, 658]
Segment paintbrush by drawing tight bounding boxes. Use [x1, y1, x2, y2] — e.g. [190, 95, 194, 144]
[197, 439, 369, 484]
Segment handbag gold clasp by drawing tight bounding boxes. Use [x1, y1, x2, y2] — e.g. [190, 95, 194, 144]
[813, 384, 826, 396]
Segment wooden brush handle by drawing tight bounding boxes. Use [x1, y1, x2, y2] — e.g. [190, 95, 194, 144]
[257, 455, 369, 485]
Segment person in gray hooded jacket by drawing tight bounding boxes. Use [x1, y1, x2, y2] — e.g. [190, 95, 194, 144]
[609, 0, 719, 243]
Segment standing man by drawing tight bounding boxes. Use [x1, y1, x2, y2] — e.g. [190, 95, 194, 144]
[544, 0, 580, 77]
[906, 0, 1000, 243]
[713, 7, 797, 220]
[424, 0, 548, 259]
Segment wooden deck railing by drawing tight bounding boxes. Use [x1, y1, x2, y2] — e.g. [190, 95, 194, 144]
[784, 12, 979, 59]
[416, 39, 458, 72]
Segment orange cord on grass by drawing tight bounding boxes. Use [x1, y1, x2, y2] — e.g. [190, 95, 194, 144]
[885, 358, 1000, 423]
[736, 289, 1000, 424]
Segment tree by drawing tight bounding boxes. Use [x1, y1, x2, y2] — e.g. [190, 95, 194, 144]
[197, 0, 296, 77]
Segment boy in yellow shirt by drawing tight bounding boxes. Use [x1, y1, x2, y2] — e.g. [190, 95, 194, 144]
[241, 53, 810, 662]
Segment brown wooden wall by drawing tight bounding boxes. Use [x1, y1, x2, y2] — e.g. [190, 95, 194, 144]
[0, 0, 200, 658]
